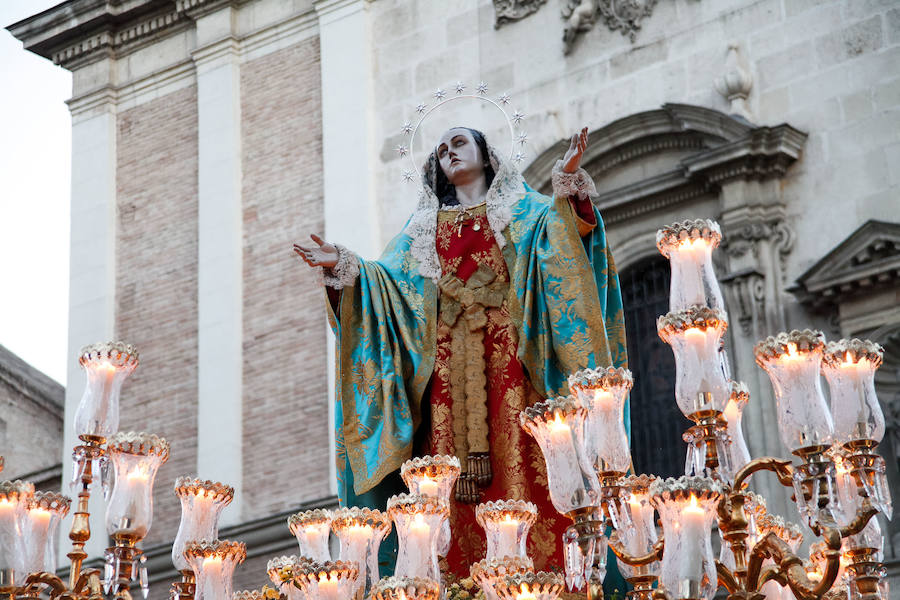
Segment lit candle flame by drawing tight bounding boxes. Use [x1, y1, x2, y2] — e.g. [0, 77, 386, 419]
[549, 412, 568, 432]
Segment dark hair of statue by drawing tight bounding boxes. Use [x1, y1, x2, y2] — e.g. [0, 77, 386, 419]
[434, 128, 496, 206]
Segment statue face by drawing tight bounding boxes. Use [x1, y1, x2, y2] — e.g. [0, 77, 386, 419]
[436, 128, 485, 186]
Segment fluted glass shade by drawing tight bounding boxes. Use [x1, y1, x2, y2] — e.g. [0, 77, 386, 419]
[172, 477, 234, 572]
[519, 397, 599, 515]
[73, 342, 138, 442]
[651, 477, 722, 600]
[18, 491, 70, 578]
[370, 576, 440, 600]
[0, 480, 34, 588]
[494, 571, 564, 600]
[288, 509, 333, 563]
[722, 381, 752, 473]
[618, 475, 659, 579]
[475, 500, 537, 562]
[568, 366, 633, 474]
[185, 540, 246, 600]
[754, 330, 833, 452]
[656, 220, 725, 313]
[470, 556, 533, 600]
[400, 455, 459, 557]
[105, 432, 169, 542]
[331, 507, 391, 599]
[822, 339, 885, 446]
[387, 494, 447, 582]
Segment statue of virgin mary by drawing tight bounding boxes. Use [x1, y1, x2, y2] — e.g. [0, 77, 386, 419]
[294, 126, 627, 576]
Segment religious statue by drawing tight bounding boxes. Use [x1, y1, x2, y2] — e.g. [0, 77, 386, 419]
[294, 125, 627, 577]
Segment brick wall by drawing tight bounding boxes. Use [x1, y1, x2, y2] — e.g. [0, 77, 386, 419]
[115, 85, 199, 546]
[240, 36, 330, 520]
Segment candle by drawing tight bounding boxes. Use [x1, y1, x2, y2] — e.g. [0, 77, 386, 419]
[200, 556, 224, 600]
[674, 238, 708, 307]
[418, 475, 439, 497]
[516, 591, 538, 600]
[408, 513, 432, 560]
[679, 495, 705, 580]
[626, 496, 646, 554]
[498, 515, 519, 557]
[594, 390, 614, 410]
[317, 574, 339, 600]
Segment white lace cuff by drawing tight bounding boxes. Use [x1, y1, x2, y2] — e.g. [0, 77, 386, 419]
[322, 244, 360, 290]
[551, 159, 598, 201]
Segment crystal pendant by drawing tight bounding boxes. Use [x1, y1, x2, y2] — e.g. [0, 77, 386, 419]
[103, 554, 114, 594]
[858, 456, 892, 517]
[563, 526, 586, 590]
[70, 451, 88, 492]
[101, 455, 112, 501]
[713, 428, 734, 483]
[139, 555, 149, 599]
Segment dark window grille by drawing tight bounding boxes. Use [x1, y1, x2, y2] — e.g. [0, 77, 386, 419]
[622, 256, 689, 478]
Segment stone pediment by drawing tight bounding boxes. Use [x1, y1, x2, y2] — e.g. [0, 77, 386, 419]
[791, 220, 900, 309]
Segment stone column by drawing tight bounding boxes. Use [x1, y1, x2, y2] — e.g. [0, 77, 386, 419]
[64, 78, 119, 560]
[314, 0, 379, 495]
[191, 3, 245, 525]
[719, 179, 796, 519]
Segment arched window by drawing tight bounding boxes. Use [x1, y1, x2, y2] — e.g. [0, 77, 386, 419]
[622, 256, 689, 478]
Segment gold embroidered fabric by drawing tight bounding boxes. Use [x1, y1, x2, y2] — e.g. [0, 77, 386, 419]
[438, 262, 508, 502]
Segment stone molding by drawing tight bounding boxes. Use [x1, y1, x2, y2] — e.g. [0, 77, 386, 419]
[563, 0, 660, 53]
[790, 220, 900, 311]
[492, 0, 548, 28]
[523, 104, 807, 227]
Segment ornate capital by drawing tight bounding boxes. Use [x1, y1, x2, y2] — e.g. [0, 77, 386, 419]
[562, 0, 659, 53]
[493, 0, 548, 28]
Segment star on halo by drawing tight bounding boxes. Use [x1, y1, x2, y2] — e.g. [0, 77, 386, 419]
[512, 110, 525, 125]
[415, 103, 428, 114]
[513, 151, 527, 164]
[516, 132, 528, 146]
[402, 170, 415, 182]
[455, 81, 466, 94]
[433, 88, 446, 100]
[476, 81, 488, 95]
[498, 93, 511, 105]
[401, 122, 413, 134]
[396, 145, 409, 157]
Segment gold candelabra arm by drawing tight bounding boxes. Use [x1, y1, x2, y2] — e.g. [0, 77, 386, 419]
[607, 534, 664, 566]
[747, 529, 842, 600]
[22, 572, 67, 598]
[715, 560, 739, 594]
[840, 503, 879, 539]
[733, 457, 794, 491]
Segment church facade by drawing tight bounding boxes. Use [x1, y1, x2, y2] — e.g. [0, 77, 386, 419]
[7, 0, 899, 594]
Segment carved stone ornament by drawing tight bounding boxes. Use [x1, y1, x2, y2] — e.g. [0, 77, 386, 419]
[562, 0, 660, 53]
[493, 0, 549, 28]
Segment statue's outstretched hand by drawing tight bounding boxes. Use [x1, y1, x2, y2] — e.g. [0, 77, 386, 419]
[293, 234, 339, 268]
[562, 126, 589, 174]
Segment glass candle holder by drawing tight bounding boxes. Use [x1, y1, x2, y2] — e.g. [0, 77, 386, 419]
[185, 540, 246, 600]
[105, 432, 169, 543]
[494, 571, 565, 600]
[370, 576, 440, 600]
[822, 339, 885, 447]
[568, 366, 633, 475]
[0, 480, 34, 588]
[658, 307, 730, 418]
[650, 476, 723, 600]
[617, 475, 659, 580]
[475, 500, 538, 561]
[266, 555, 308, 600]
[754, 330, 833, 453]
[722, 381, 751, 473]
[400, 455, 460, 556]
[18, 491, 70, 578]
[296, 560, 359, 600]
[172, 477, 234, 572]
[74, 342, 139, 443]
[387, 494, 448, 582]
[331, 507, 391, 599]
[519, 396, 599, 515]
[656, 219, 725, 312]
[287, 509, 333, 562]
[471, 556, 534, 600]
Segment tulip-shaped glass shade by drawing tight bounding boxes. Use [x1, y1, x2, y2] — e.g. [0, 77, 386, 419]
[754, 330, 833, 453]
[656, 220, 725, 312]
[172, 477, 234, 572]
[822, 339, 885, 446]
[370, 576, 440, 600]
[471, 557, 533, 600]
[658, 308, 730, 418]
[18, 492, 70, 578]
[105, 432, 169, 542]
[185, 540, 246, 600]
[475, 500, 537, 561]
[568, 367, 633, 474]
[618, 475, 659, 579]
[288, 509, 333, 563]
[331, 507, 391, 599]
[519, 397, 599, 515]
[296, 560, 359, 600]
[650, 477, 722, 600]
[266, 555, 308, 600]
[73, 342, 138, 442]
[494, 571, 565, 600]
[387, 494, 447, 582]
[400, 455, 460, 556]
[722, 381, 752, 473]
[0, 480, 34, 587]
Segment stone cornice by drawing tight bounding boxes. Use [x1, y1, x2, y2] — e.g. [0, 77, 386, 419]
[790, 220, 900, 310]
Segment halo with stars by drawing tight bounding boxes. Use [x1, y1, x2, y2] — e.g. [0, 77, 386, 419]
[395, 81, 528, 184]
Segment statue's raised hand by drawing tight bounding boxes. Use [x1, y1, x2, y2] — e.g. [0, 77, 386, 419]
[293, 234, 338, 268]
[562, 126, 589, 174]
